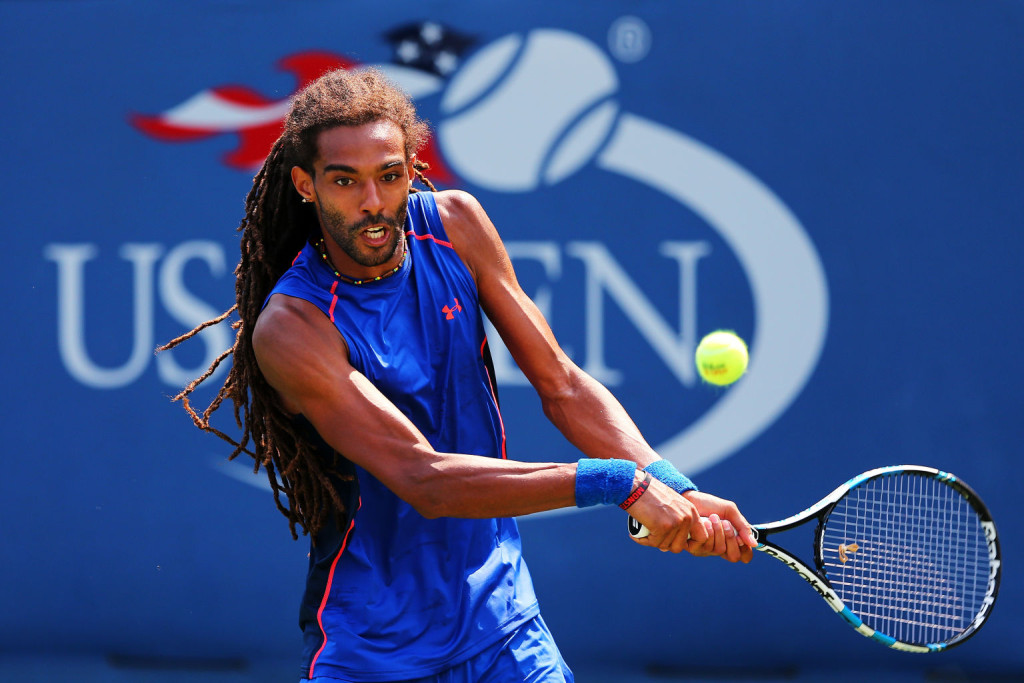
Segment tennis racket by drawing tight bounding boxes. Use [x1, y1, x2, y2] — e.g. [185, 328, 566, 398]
[627, 465, 1001, 652]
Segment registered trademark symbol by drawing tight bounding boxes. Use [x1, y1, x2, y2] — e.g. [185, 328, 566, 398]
[608, 16, 651, 63]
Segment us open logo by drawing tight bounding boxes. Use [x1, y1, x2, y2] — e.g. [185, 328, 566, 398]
[55, 21, 829, 481]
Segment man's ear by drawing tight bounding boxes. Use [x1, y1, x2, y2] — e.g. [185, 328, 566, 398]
[291, 166, 315, 202]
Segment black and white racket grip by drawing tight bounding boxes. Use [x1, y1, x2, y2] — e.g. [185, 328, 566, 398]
[627, 515, 650, 538]
[627, 515, 730, 540]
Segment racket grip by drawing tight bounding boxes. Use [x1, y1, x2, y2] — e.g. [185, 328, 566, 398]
[626, 515, 650, 538]
[627, 515, 720, 539]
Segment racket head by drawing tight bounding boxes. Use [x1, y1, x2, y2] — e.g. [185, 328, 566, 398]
[814, 465, 1000, 652]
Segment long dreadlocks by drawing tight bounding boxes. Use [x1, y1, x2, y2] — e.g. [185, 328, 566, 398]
[158, 68, 436, 540]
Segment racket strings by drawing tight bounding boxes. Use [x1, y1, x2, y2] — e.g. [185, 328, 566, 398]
[819, 472, 990, 647]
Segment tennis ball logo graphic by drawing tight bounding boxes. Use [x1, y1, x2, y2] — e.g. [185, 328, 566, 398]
[430, 27, 827, 480]
[438, 29, 620, 191]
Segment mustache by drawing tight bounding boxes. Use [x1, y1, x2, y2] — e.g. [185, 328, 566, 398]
[352, 214, 402, 230]
[351, 201, 408, 232]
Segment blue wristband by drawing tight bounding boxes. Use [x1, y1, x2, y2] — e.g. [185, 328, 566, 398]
[643, 459, 698, 494]
[575, 458, 637, 508]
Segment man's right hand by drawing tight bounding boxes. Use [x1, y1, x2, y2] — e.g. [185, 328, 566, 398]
[625, 475, 708, 553]
[627, 479, 754, 563]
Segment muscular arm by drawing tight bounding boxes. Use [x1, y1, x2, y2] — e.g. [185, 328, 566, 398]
[252, 296, 577, 519]
[437, 190, 659, 467]
[438, 190, 755, 558]
[253, 284, 705, 551]
[251, 191, 741, 556]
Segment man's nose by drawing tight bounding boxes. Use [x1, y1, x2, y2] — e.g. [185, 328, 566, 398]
[360, 181, 385, 214]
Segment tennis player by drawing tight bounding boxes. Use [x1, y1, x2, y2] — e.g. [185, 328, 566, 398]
[162, 67, 755, 683]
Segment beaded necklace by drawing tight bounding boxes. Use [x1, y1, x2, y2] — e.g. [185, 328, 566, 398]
[314, 235, 407, 285]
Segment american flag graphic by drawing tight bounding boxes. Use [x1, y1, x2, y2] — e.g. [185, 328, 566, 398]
[131, 22, 478, 182]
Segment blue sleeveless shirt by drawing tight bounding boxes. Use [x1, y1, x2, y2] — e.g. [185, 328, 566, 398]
[265, 192, 539, 681]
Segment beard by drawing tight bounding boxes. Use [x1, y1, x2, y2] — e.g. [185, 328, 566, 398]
[319, 196, 409, 268]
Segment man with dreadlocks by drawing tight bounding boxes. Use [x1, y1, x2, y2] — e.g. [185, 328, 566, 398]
[162, 67, 755, 682]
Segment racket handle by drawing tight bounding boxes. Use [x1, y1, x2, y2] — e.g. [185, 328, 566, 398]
[627, 515, 650, 538]
[627, 515, 723, 539]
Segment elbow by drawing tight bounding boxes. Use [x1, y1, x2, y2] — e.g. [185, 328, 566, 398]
[415, 502, 447, 520]
[537, 364, 582, 421]
[407, 490, 447, 519]
[395, 461, 452, 519]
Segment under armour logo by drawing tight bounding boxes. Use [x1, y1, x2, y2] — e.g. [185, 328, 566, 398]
[442, 298, 462, 320]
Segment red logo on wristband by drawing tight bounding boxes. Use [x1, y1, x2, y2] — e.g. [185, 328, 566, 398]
[619, 470, 652, 510]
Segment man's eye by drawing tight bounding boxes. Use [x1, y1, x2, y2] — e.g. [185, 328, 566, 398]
[382, 173, 399, 182]
[335, 178, 354, 186]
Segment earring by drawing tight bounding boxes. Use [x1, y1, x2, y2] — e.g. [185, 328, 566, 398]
[301, 197, 313, 203]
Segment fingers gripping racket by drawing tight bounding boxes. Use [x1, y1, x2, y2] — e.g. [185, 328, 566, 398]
[628, 465, 1001, 652]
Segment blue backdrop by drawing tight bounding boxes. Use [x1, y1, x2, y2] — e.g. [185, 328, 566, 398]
[2, 1, 1021, 679]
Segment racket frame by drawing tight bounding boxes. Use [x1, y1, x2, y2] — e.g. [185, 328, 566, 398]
[753, 464, 1001, 653]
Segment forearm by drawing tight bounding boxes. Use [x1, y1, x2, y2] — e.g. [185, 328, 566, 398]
[396, 434, 712, 555]
[538, 365, 698, 497]
[540, 365, 659, 468]
[396, 452, 578, 519]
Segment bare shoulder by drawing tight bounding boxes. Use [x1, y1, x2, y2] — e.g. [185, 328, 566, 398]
[431, 190, 507, 280]
[432, 188, 487, 227]
[433, 189, 497, 242]
[252, 294, 349, 411]
[255, 293, 326, 348]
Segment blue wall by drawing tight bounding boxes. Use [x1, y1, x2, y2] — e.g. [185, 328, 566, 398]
[2, 1, 1021, 678]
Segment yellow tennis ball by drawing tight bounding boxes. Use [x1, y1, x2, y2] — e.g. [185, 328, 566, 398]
[695, 330, 749, 386]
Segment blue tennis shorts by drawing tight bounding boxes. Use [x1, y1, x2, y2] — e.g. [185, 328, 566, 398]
[303, 614, 574, 683]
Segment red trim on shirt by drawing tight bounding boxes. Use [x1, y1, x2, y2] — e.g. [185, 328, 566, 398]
[308, 497, 361, 679]
[480, 337, 508, 460]
[406, 229, 454, 250]
[328, 280, 339, 322]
